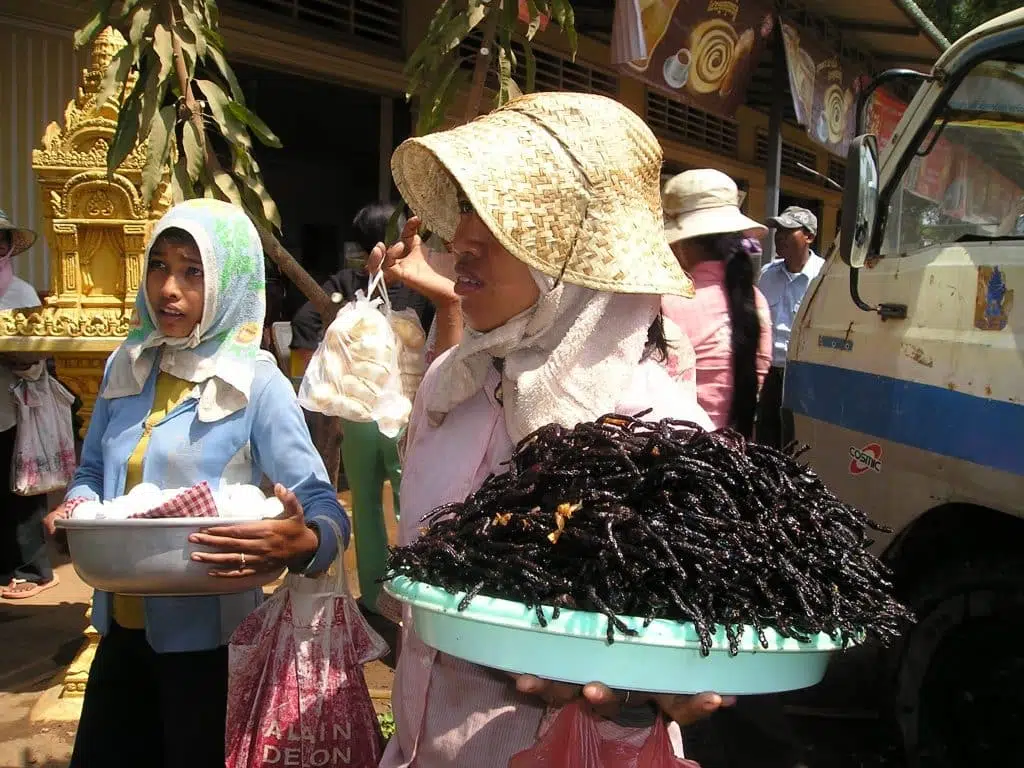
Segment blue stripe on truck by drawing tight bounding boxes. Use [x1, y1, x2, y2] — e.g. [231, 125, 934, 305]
[783, 361, 1024, 477]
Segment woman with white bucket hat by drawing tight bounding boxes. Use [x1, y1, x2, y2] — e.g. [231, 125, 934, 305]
[661, 170, 773, 437]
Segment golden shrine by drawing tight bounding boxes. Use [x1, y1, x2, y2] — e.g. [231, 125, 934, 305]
[0, 27, 169, 722]
[0, 26, 169, 435]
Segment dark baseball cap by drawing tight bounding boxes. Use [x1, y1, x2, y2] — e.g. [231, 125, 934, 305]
[768, 206, 817, 236]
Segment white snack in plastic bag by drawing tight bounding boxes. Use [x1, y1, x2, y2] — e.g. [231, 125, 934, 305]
[297, 270, 412, 433]
[390, 312, 426, 350]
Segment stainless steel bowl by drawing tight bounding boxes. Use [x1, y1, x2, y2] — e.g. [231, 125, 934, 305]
[56, 517, 285, 596]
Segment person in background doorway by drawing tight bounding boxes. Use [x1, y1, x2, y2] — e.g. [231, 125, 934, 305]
[0, 210, 58, 600]
[660, 170, 772, 436]
[756, 206, 823, 448]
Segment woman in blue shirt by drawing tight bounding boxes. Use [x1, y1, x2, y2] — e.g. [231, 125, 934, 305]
[45, 199, 350, 768]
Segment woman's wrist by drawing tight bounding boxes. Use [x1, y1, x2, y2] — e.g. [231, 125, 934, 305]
[287, 523, 322, 571]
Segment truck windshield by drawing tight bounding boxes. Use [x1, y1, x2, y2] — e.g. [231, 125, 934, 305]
[880, 57, 1024, 255]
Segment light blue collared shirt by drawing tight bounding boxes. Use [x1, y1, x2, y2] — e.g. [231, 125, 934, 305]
[758, 252, 824, 367]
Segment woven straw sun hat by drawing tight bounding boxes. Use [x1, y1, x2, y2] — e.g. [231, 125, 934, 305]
[391, 92, 694, 297]
[0, 209, 37, 258]
[662, 169, 767, 244]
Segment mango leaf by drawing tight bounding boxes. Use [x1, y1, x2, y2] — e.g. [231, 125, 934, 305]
[141, 104, 176, 204]
[74, 1, 113, 50]
[97, 45, 135, 110]
[116, 0, 143, 22]
[138, 48, 169, 149]
[201, 24, 225, 51]
[226, 102, 282, 149]
[196, 78, 251, 149]
[152, 23, 173, 76]
[549, 0, 577, 56]
[525, 0, 542, 40]
[171, 151, 193, 202]
[404, 0, 455, 75]
[415, 57, 461, 135]
[107, 88, 143, 173]
[206, 41, 245, 105]
[523, 37, 537, 92]
[211, 168, 244, 207]
[246, 173, 282, 230]
[179, 2, 207, 58]
[182, 119, 204, 180]
[128, 5, 153, 46]
[497, 24, 514, 106]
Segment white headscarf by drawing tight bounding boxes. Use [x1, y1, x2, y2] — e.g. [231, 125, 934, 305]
[426, 269, 660, 444]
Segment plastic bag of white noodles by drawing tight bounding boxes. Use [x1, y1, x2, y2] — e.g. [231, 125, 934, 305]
[297, 269, 411, 437]
[390, 308, 426, 405]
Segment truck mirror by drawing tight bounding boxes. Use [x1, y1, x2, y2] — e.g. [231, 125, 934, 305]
[840, 135, 880, 268]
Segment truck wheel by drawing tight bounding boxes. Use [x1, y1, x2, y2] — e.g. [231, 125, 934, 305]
[895, 558, 1024, 766]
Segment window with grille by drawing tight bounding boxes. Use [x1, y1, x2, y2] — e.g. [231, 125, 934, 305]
[756, 130, 819, 182]
[459, 30, 619, 98]
[228, 0, 402, 45]
[645, 91, 739, 157]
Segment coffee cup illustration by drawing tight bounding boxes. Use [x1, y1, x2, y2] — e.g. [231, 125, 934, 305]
[663, 48, 692, 88]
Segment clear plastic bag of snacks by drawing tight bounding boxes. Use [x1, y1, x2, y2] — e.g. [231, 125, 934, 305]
[297, 270, 411, 437]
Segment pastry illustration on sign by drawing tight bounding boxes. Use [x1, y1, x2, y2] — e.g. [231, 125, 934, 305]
[629, 0, 683, 72]
[782, 24, 815, 122]
[687, 18, 738, 95]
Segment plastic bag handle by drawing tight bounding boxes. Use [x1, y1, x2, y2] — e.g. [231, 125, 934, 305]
[366, 266, 392, 314]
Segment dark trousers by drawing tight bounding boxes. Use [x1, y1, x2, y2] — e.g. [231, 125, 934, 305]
[0, 426, 52, 585]
[755, 366, 794, 449]
[70, 622, 229, 768]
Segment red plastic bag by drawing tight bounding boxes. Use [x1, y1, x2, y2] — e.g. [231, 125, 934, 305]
[509, 701, 702, 768]
[225, 533, 389, 768]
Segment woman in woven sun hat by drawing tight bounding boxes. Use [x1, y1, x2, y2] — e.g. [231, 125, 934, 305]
[0, 209, 59, 600]
[374, 92, 724, 768]
[660, 169, 773, 438]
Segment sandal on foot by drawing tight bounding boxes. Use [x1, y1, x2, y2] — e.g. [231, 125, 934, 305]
[2, 575, 60, 599]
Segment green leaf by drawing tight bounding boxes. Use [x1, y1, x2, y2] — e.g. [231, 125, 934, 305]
[171, 152, 193, 202]
[141, 104, 176, 204]
[108, 89, 143, 173]
[226, 101, 282, 148]
[182, 119, 204, 180]
[523, 37, 537, 92]
[206, 43, 245, 105]
[211, 168, 243, 207]
[404, 0, 454, 75]
[384, 207, 403, 245]
[201, 24, 225, 51]
[128, 5, 153, 46]
[415, 57, 460, 135]
[137, 51, 167, 151]
[97, 45, 135, 110]
[152, 24, 174, 81]
[116, 0, 143, 22]
[196, 78, 251, 149]
[74, 2, 113, 50]
[525, 0, 542, 40]
[179, 2, 207, 58]
[549, 0, 577, 56]
[246, 173, 282, 230]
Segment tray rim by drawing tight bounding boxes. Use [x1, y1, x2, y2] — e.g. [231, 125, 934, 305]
[385, 576, 852, 654]
[57, 517, 268, 529]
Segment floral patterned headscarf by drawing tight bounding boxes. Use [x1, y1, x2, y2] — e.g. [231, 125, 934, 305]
[100, 199, 268, 422]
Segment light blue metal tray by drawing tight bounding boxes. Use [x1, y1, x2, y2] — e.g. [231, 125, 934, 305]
[386, 576, 848, 695]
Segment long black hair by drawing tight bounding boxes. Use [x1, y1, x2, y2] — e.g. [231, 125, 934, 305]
[692, 234, 761, 438]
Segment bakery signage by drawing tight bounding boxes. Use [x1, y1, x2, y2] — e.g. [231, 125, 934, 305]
[612, 0, 775, 118]
[781, 22, 865, 157]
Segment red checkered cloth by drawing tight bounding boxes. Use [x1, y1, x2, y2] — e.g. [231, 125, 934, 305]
[128, 482, 218, 519]
[64, 497, 91, 518]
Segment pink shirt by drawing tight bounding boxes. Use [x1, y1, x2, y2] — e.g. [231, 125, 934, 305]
[661, 260, 773, 430]
[381, 354, 712, 767]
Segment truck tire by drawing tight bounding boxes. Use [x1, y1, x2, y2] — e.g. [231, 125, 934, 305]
[894, 557, 1024, 767]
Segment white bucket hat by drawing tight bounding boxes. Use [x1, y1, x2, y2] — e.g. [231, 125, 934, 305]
[663, 169, 767, 244]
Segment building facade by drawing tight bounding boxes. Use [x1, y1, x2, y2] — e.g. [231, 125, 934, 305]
[1, 0, 846, 290]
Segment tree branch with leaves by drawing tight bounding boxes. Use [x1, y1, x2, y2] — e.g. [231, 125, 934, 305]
[75, 0, 334, 321]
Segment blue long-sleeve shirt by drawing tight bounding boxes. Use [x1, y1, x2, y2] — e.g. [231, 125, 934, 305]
[66, 357, 350, 652]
